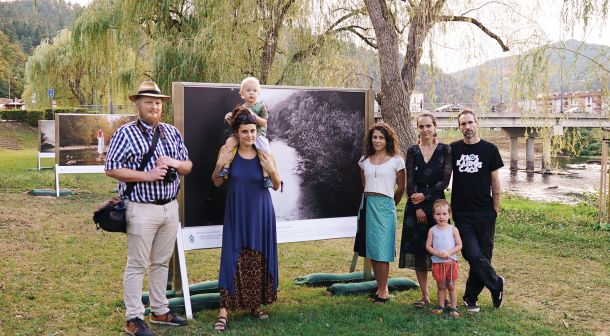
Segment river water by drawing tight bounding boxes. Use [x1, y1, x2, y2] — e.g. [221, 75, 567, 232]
[269, 135, 599, 207]
[496, 157, 599, 204]
[436, 131, 600, 204]
[269, 140, 311, 220]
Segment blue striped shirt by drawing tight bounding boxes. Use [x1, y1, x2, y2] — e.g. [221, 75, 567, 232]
[105, 119, 190, 203]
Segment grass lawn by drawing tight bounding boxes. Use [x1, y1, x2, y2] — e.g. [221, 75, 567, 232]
[0, 122, 608, 335]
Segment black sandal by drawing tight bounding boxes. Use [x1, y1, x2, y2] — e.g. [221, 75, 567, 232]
[367, 293, 379, 302]
[250, 308, 269, 320]
[214, 316, 228, 332]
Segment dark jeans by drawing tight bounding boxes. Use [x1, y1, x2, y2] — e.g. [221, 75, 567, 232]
[454, 210, 502, 302]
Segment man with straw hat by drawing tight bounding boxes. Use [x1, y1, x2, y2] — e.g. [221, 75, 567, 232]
[106, 81, 192, 335]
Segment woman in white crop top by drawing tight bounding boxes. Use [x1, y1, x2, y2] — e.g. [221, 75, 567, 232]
[353, 122, 405, 304]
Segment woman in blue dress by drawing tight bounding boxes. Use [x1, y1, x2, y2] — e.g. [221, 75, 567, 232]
[211, 106, 282, 332]
[399, 113, 452, 308]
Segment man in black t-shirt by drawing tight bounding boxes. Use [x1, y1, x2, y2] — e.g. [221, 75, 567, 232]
[451, 110, 505, 313]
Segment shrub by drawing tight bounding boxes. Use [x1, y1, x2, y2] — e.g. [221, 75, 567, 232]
[26, 110, 45, 126]
[1, 110, 29, 122]
[44, 107, 93, 120]
[44, 108, 54, 120]
[0, 109, 90, 126]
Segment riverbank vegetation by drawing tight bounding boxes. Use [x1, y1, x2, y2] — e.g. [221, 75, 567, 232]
[0, 123, 608, 335]
[269, 90, 365, 218]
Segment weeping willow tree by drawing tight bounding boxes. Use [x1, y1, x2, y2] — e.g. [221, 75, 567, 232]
[511, 0, 610, 162]
[34, 0, 369, 114]
[337, 0, 518, 152]
[24, 0, 147, 109]
[24, 29, 96, 108]
[334, 0, 608, 154]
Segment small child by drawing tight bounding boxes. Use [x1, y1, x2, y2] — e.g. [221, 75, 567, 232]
[218, 76, 273, 188]
[426, 199, 463, 318]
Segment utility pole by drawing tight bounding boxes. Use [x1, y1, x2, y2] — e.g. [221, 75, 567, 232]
[108, 68, 114, 114]
[560, 51, 564, 113]
[7, 76, 17, 103]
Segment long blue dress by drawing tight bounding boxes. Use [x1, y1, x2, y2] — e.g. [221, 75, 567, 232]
[218, 152, 278, 310]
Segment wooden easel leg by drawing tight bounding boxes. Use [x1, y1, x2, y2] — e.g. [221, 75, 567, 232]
[350, 252, 374, 280]
[349, 252, 359, 272]
[363, 258, 373, 280]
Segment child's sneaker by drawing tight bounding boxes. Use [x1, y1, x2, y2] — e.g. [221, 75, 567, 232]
[218, 166, 230, 178]
[431, 306, 445, 315]
[263, 176, 273, 188]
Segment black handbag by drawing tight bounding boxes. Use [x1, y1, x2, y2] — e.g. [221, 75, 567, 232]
[93, 127, 160, 233]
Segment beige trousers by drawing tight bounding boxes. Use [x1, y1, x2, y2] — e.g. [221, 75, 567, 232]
[124, 200, 179, 321]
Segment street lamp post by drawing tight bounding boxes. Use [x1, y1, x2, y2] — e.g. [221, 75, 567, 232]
[6, 76, 17, 103]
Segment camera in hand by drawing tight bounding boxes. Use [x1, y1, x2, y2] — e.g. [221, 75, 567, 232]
[163, 167, 178, 183]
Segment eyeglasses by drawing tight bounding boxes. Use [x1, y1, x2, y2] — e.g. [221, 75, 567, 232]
[237, 114, 257, 123]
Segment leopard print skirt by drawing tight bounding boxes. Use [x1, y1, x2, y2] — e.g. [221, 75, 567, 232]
[220, 248, 277, 310]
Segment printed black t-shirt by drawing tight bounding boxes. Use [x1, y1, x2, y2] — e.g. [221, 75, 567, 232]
[450, 139, 503, 211]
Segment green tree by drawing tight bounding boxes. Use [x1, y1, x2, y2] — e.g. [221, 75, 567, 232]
[23, 0, 368, 111]
[0, 0, 81, 53]
[0, 31, 27, 100]
[334, 0, 608, 152]
[357, 0, 512, 152]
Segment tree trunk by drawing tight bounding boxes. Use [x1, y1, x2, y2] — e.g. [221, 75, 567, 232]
[259, 0, 294, 84]
[401, 2, 435, 94]
[66, 75, 86, 106]
[364, 0, 416, 154]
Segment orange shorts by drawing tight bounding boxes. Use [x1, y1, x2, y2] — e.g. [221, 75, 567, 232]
[431, 260, 459, 284]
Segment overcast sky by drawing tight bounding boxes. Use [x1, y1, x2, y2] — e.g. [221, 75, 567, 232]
[65, 0, 608, 73]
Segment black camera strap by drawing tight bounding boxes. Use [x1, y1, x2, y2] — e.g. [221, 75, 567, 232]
[124, 126, 161, 200]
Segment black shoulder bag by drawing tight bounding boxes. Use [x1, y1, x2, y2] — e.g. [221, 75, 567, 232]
[93, 127, 161, 233]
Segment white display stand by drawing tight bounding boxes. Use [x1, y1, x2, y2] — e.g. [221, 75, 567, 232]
[37, 152, 55, 170]
[175, 217, 357, 319]
[55, 164, 105, 196]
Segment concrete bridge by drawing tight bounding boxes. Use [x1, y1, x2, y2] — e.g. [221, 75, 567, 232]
[412, 111, 610, 173]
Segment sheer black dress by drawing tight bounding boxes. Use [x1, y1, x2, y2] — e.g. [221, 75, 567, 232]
[398, 143, 452, 271]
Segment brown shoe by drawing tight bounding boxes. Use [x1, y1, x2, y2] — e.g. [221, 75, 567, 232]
[150, 310, 188, 326]
[125, 318, 153, 336]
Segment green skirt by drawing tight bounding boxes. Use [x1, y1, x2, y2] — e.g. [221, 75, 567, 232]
[354, 194, 396, 263]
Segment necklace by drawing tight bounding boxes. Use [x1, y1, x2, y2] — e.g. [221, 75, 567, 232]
[372, 154, 381, 178]
[373, 160, 377, 178]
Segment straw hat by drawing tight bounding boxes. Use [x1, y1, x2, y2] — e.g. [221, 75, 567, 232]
[128, 81, 171, 102]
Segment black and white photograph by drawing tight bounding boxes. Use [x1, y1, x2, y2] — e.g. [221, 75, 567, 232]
[179, 84, 368, 227]
[56, 113, 136, 166]
[38, 120, 55, 153]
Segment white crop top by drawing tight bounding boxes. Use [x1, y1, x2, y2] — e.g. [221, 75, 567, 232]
[358, 155, 405, 198]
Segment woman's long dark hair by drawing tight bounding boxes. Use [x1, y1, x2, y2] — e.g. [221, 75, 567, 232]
[231, 105, 257, 133]
[364, 122, 400, 158]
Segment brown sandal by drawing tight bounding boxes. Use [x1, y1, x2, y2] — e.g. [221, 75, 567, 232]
[412, 298, 430, 308]
[373, 295, 390, 304]
[214, 316, 228, 332]
[251, 308, 269, 320]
